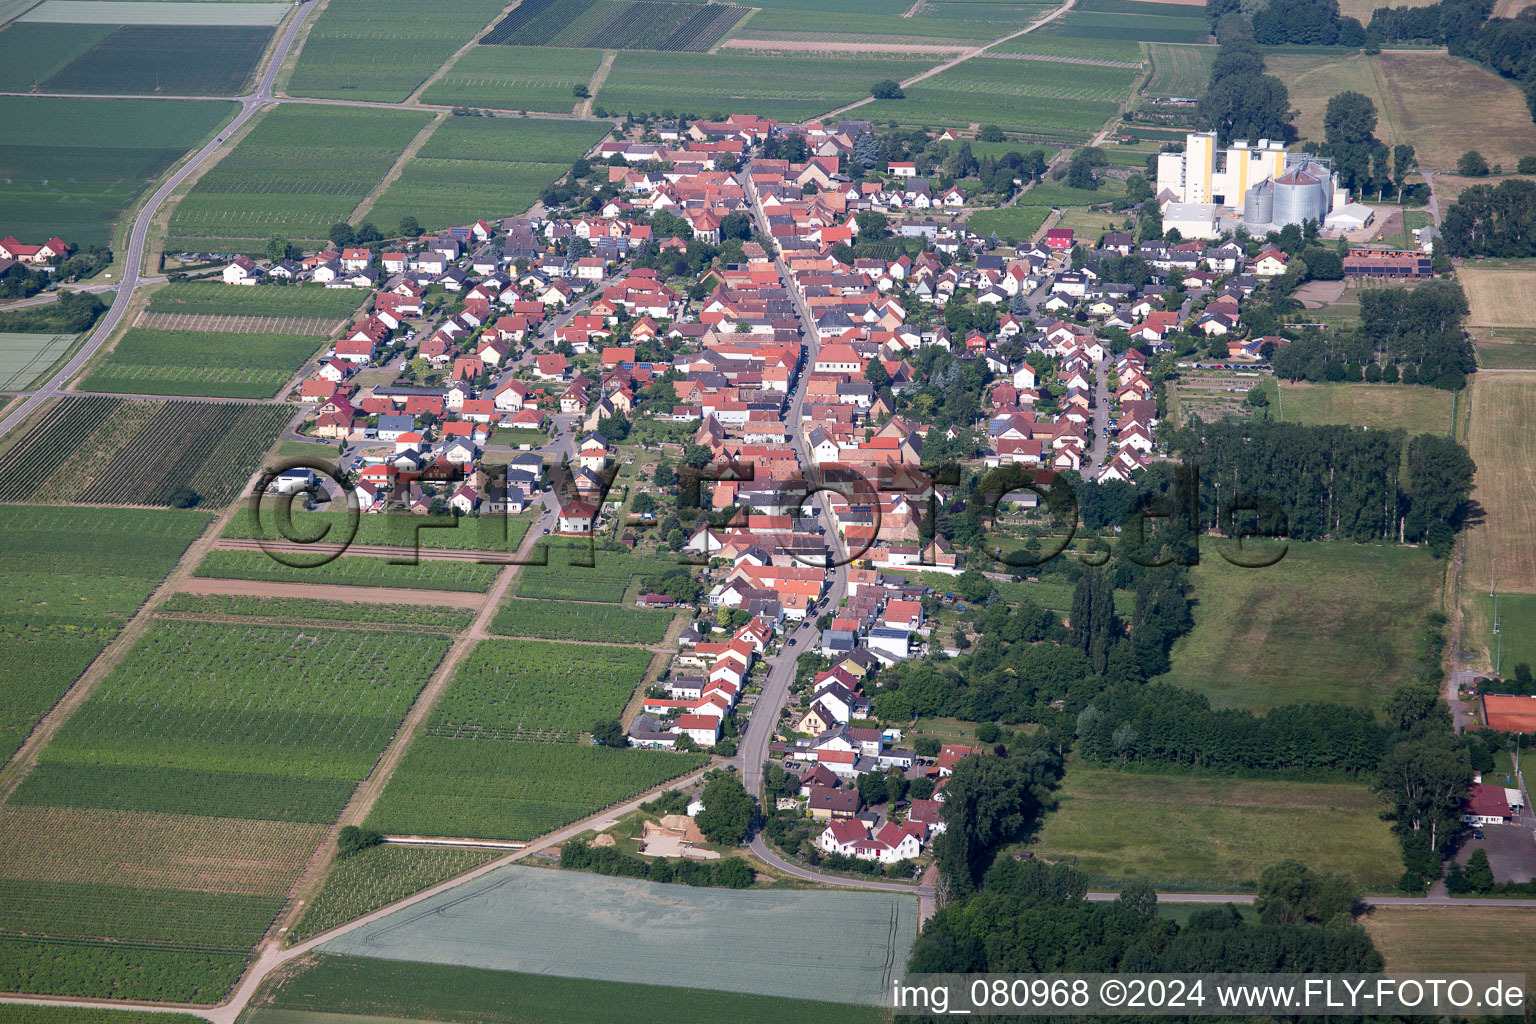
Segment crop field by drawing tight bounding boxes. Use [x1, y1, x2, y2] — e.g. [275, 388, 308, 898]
[1142, 41, 1213, 98]
[287, 0, 510, 102]
[858, 57, 1136, 135]
[364, 737, 707, 839]
[1464, 375, 1536, 602]
[20, 1, 289, 25]
[1038, 6, 1210, 42]
[1277, 381, 1455, 435]
[136, 311, 341, 335]
[147, 282, 369, 318]
[196, 549, 504, 591]
[0, 505, 210, 765]
[36, 25, 273, 94]
[289, 845, 501, 943]
[421, 46, 605, 112]
[1460, 264, 1536, 329]
[0, 1008, 210, 1024]
[168, 105, 432, 247]
[250, 953, 891, 1024]
[0, 23, 113, 91]
[481, 0, 747, 51]
[1160, 542, 1442, 712]
[363, 115, 606, 233]
[1266, 52, 1398, 151]
[222, 504, 531, 553]
[79, 328, 319, 399]
[1376, 50, 1536, 170]
[0, 395, 292, 506]
[489, 596, 673, 643]
[966, 205, 1051, 244]
[595, 51, 936, 121]
[0, 96, 237, 247]
[988, 31, 1143, 61]
[728, 8, 1020, 42]
[14, 621, 449, 822]
[320, 867, 917, 1006]
[1364, 906, 1536, 972]
[1033, 764, 1402, 891]
[427, 638, 650, 742]
[0, 332, 77, 391]
[158, 591, 477, 630]
[514, 540, 680, 602]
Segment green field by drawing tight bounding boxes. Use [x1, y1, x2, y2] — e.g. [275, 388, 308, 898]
[1142, 41, 1214, 98]
[0, 22, 113, 90]
[223, 505, 532, 552]
[735, 8, 1026, 40]
[0, 1008, 209, 1024]
[147, 281, 369, 318]
[19, 1, 289, 25]
[366, 117, 607, 233]
[13, 24, 274, 94]
[1039, 7, 1210, 43]
[168, 104, 432, 247]
[595, 51, 936, 121]
[1277, 382, 1456, 436]
[965, 205, 1051, 243]
[859, 56, 1135, 136]
[0, 395, 294, 506]
[1484, 591, 1536, 676]
[989, 31, 1143, 61]
[159, 591, 476, 631]
[1033, 763, 1403, 891]
[1160, 542, 1444, 711]
[479, 0, 749, 50]
[14, 621, 450, 821]
[79, 327, 319, 398]
[489, 596, 674, 643]
[287, 0, 510, 102]
[195, 549, 504, 592]
[513, 541, 681, 602]
[249, 953, 890, 1024]
[0, 96, 237, 247]
[364, 737, 707, 839]
[428, 638, 651, 742]
[289, 844, 502, 942]
[0, 505, 211, 766]
[0, 332, 77, 391]
[421, 46, 604, 112]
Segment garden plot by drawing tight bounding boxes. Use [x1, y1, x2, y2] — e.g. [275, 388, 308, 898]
[321, 865, 918, 1006]
[1167, 367, 1264, 425]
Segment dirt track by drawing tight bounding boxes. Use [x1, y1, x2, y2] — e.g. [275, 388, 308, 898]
[175, 576, 488, 608]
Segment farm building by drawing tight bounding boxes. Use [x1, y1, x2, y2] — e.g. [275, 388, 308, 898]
[1343, 248, 1433, 279]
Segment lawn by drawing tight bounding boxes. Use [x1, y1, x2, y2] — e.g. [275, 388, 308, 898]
[859, 56, 1136, 136]
[363, 737, 707, 840]
[421, 46, 604, 112]
[318, 867, 917, 1005]
[79, 327, 319, 399]
[168, 104, 433, 247]
[595, 51, 936, 121]
[1363, 906, 1536, 971]
[489, 596, 675, 643]
[366, 117, 606, 233]
[1277, 381, 1456, 435]
[286, 0, 510, 102]
[1460, 262, 1536, 329]
[0, 332, 77, 391]
[1032, 762, 1403, 891]
[0, 395, 294, 506]
[288, 844, 502, 942]
[1159, 541, 1443, 711]
[0, 96, 237, 247]
[250, 952, 891, 1024]
[0, 504, 211, 766]
[1142, 41, 1214, 98]
[15, 620, 451, 820]
[1464, 374, 1536, 601]
[1483, 592, 1536, 676]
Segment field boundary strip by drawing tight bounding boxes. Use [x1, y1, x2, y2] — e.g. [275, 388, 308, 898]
[135, 311, 344, 336]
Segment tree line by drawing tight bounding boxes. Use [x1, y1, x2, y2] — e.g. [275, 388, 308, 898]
[1441, 178, 1536, 257]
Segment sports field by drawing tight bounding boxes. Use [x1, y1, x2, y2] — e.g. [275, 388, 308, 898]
[1464, 374, 1536, 600]
[1460, 263, 1536, 329]
[286, 0, 509, 102]
[1033, 764, 1402, 891]
[168, 104, 433, 247]
[249, 953, 889, 1024]
[0, 332, 76, 391]
[0, 96, 237, 247]
[366, 117, 607, 233]
[421, 46, 605, 112]
[1277, 382, 1456, 435]
[1363, 906, 1536, 971]
[321, 865, 918, 1005]
[1160, 541, 1443, 711]
[859, 56, 1136, 135]
[20, 0, 287, 23]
